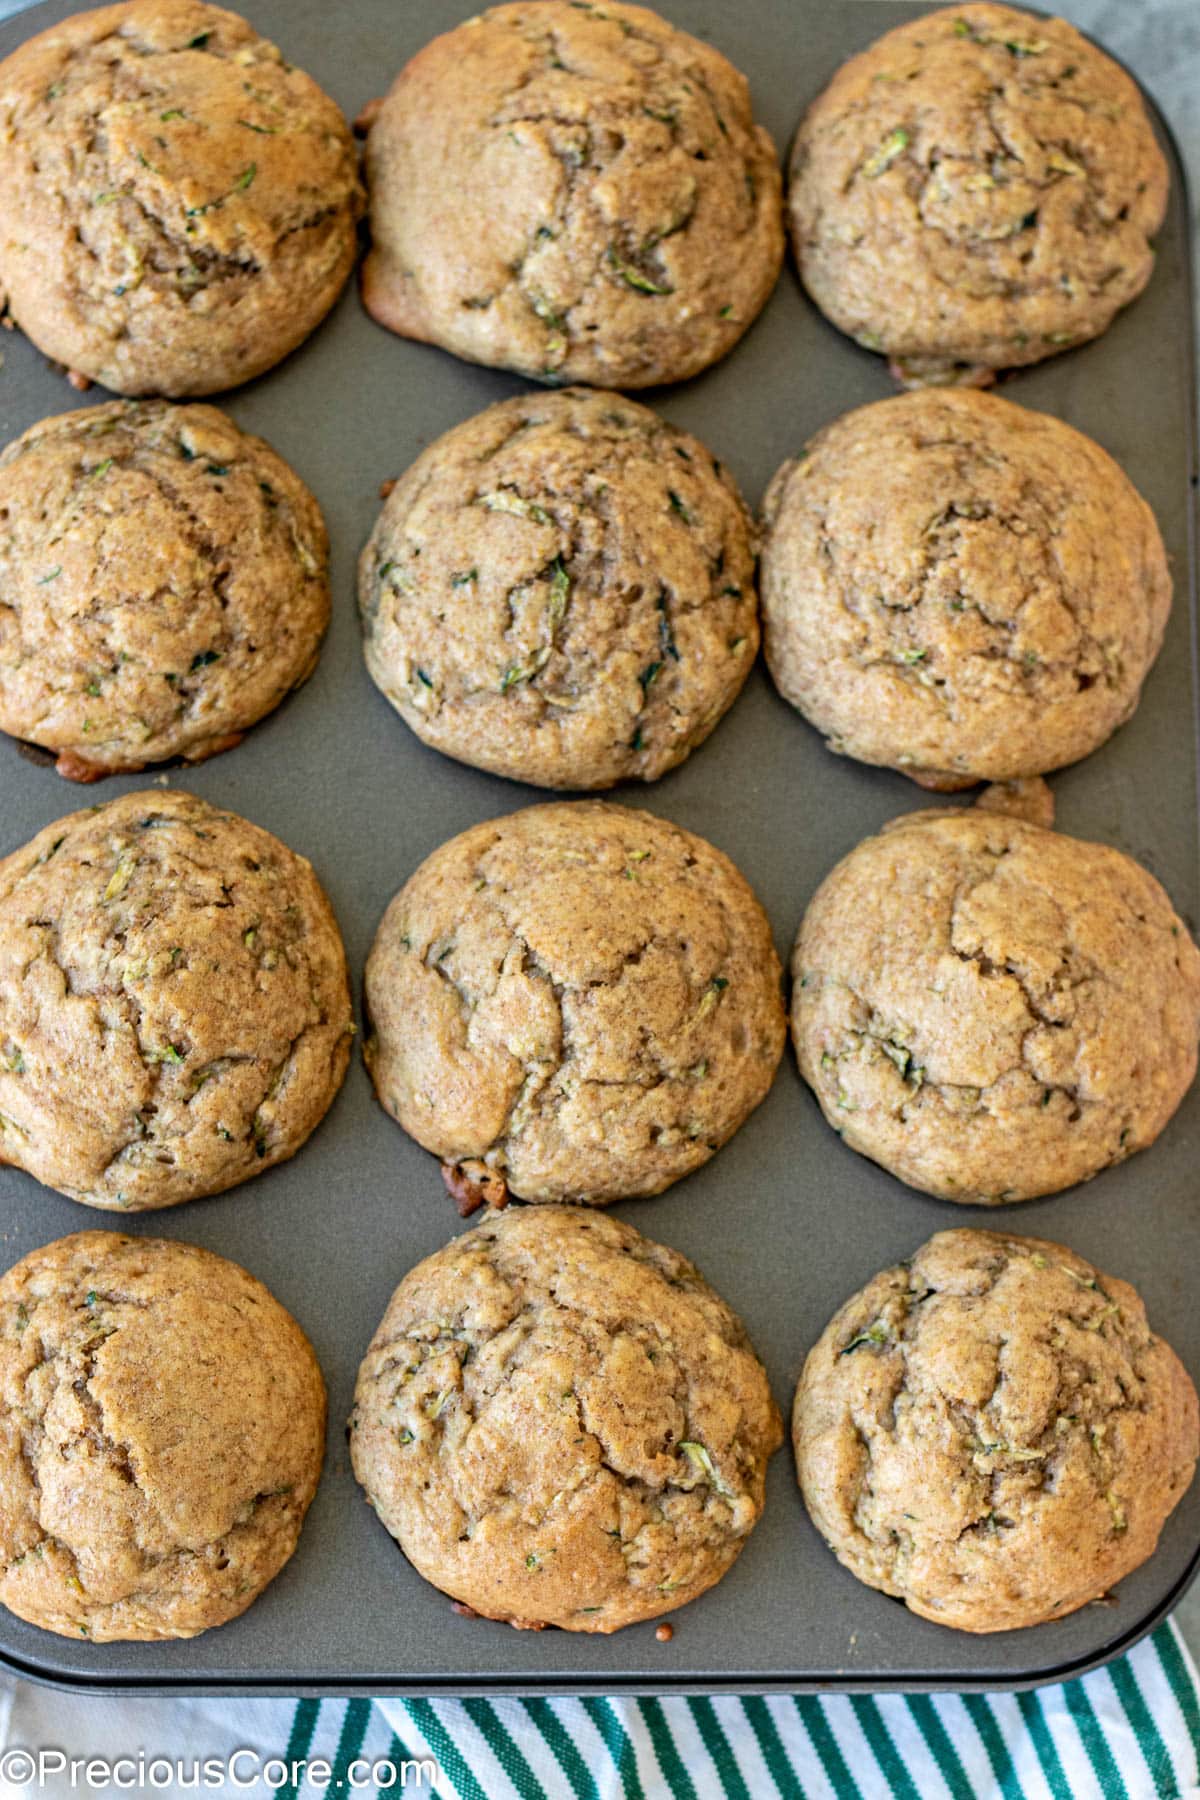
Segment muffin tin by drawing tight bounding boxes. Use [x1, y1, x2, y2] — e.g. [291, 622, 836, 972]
[0, 0, 1196, 1697]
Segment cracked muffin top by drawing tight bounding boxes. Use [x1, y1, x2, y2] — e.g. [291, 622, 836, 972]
[351, 1204, 781, 1632]
[364, 801, 785, 1205]
[360, 0, 783, 389]
[788, 3, 1169, 385]
[791, 808, 1200, 1203]
[794, 1229, 1199, 1632]
[760, 389, 1171, 791]
[0, 1230, 325, 1641]
[358, 389, 758, 790]
[0, 789, 353, 1211]
[0, 0, 362, 396]
[0, 400, 330, 781]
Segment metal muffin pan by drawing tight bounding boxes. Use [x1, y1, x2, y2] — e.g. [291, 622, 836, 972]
[0, 0, 1195, 1699]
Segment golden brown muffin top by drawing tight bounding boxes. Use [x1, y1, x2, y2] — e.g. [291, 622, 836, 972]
[0, 0, 362, 394]
[788, 3, 1168, 382]
[0, 789, 353, 1210]
[364, 801, 785, 1205]
[359, 388, 758, 790]
[352, 1205, 781, 1632]
[794, 1229, 1199, 1631]
[760, 389, 1170, 789]
[361, 0, 783, 388]
[0, 1230, 326, 1641]
[0, 400, 329, 778]
[792, 807, 1200, 1202]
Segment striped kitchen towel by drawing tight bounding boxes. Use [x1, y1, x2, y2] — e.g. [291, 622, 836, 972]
[3, 1618, 1200, 1798]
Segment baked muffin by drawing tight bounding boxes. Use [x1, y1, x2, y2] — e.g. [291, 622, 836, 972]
[359, 389, 758, 789]
[760, 389, 1171, 790]
[794, 1229, 1199, 1632]
[788, 3, 1169, 386]
[0, 1230, 325, 1641]
[0, 0, 362, 396]
[974, 775, 1057, 830]
[792, 808, 1200, 1202]
[0, 790, 353, 1210]
[0, 400, 330, 781]
[360, 0, 783, 389]
[364, 801, 785, 1206]
[351, 1205, 781, 1632]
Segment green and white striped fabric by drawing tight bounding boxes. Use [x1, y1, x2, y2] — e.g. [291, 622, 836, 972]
[4, 1618, 1200, 1796]
[317, 1621, 1200, 1799]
